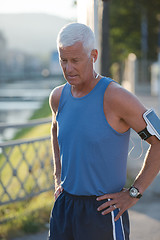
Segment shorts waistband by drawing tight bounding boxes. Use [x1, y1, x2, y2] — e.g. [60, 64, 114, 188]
[63, 190, 98, 200]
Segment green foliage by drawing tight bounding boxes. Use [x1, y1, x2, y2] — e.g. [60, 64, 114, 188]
[0, 191, 54, 239]
[30, 97, 51, 120]
[21, 214, 43, 233]
[110, 0, 160, 62]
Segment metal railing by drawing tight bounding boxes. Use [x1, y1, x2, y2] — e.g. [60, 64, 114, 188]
[0, 117, 52, 130]
[0, 118, 53, 206]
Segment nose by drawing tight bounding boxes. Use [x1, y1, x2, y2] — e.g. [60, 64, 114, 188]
[65, 62, 73, 73]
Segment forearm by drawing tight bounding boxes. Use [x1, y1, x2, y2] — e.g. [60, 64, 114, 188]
[133, 140, 160, 194]
[51, 123, 61, 189]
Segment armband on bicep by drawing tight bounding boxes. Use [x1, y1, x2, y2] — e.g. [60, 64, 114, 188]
[138, 109, 160, 140]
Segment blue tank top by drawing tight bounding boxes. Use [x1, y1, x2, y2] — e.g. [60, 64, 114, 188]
[56, 77, 130, 196]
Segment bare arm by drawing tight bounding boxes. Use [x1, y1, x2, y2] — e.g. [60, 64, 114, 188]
[49, 85, 64, 198]
[133, 136, 160, 196]
[107, 83, 160, 193]
[50, 114, 61, 189]
[97, 83, 160, 220]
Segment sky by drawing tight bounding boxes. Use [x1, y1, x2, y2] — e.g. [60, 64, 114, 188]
[0, 0, 77, 19]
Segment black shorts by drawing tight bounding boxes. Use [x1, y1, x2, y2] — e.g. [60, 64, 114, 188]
[48, 191, 130, 240]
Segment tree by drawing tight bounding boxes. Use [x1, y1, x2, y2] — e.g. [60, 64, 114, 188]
[110, 0, 160, 63]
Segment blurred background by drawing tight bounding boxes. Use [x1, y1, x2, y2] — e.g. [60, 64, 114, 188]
[0, 0, 76, 141]
[0, 0, 160, 239]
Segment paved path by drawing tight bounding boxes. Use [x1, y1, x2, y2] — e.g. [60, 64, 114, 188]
[12, 93, 160, 240]
[130, 195, 160, 240]
[12, 231, 49, 240]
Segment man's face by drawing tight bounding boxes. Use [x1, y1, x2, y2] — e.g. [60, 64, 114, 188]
[59, 42, 93, 85]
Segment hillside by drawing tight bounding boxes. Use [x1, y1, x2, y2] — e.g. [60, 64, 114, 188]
[0, 13, 72, 54]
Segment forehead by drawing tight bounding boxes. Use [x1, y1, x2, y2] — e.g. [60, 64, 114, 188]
[59, 42, 87, 58]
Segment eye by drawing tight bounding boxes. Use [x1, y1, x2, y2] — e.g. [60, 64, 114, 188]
[72, 58, 79, 63]
[60, 59, 67, 65]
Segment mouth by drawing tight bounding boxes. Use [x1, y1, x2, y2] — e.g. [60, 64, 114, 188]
[67, 75, 78, 79]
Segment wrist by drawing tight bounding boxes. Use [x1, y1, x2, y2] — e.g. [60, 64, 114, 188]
[54, 175, 61, 188]
[129, 185, 142, 199]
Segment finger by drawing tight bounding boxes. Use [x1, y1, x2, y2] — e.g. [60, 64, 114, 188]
[54, 193, 58, 201]
[54, 189, 61, 199]
[56, 188, 61, 195]
[55, 186, 63, 199]
[97, 200, 116, 211]
[96, 194, 115, 201]
[54, 191, 59, 198]
[114, 209, 125, 221]
[55, 186, 62, 194]
[101, 205, 116, 216]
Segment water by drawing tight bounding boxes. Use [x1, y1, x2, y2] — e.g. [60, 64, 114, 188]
[0, 77, 63, 141]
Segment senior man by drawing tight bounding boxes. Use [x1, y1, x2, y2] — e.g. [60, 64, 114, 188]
[48, 23, 160, 240]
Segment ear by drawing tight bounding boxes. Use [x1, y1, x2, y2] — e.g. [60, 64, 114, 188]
[91, 49, 98, 63]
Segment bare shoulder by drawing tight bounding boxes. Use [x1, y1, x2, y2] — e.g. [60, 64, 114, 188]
[104, 81, 148, 132]
[105, 81, 146, 112]
[49, 84, 65, 114]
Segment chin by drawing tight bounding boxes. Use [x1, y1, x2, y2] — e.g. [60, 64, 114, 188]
[66, 76, 80, 85]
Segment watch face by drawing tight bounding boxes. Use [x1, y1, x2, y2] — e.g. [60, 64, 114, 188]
[130, 187, 138, 197]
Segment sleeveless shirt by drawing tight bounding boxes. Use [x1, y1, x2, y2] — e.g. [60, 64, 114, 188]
[56, 77, 130, 196]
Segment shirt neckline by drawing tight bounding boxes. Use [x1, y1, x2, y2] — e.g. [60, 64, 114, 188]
[69, 77, 105, 100]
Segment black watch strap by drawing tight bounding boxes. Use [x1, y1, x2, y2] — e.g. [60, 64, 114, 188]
[129, 186, 142, 199]
[138, 127, 152, 140]
[136, 193, 142, 199]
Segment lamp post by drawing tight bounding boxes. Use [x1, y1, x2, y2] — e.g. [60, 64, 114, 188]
[141, 8, 148, 84]
[157, 15, 160, 114]
[100, 0, 110, 76]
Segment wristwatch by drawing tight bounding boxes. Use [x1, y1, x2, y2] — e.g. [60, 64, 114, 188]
[129, 186, 142, 199]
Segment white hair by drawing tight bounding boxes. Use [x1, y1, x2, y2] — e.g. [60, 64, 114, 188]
[57, 22, 96, 56]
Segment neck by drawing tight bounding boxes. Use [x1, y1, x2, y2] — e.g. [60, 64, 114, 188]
[71, 72, 100, 98]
